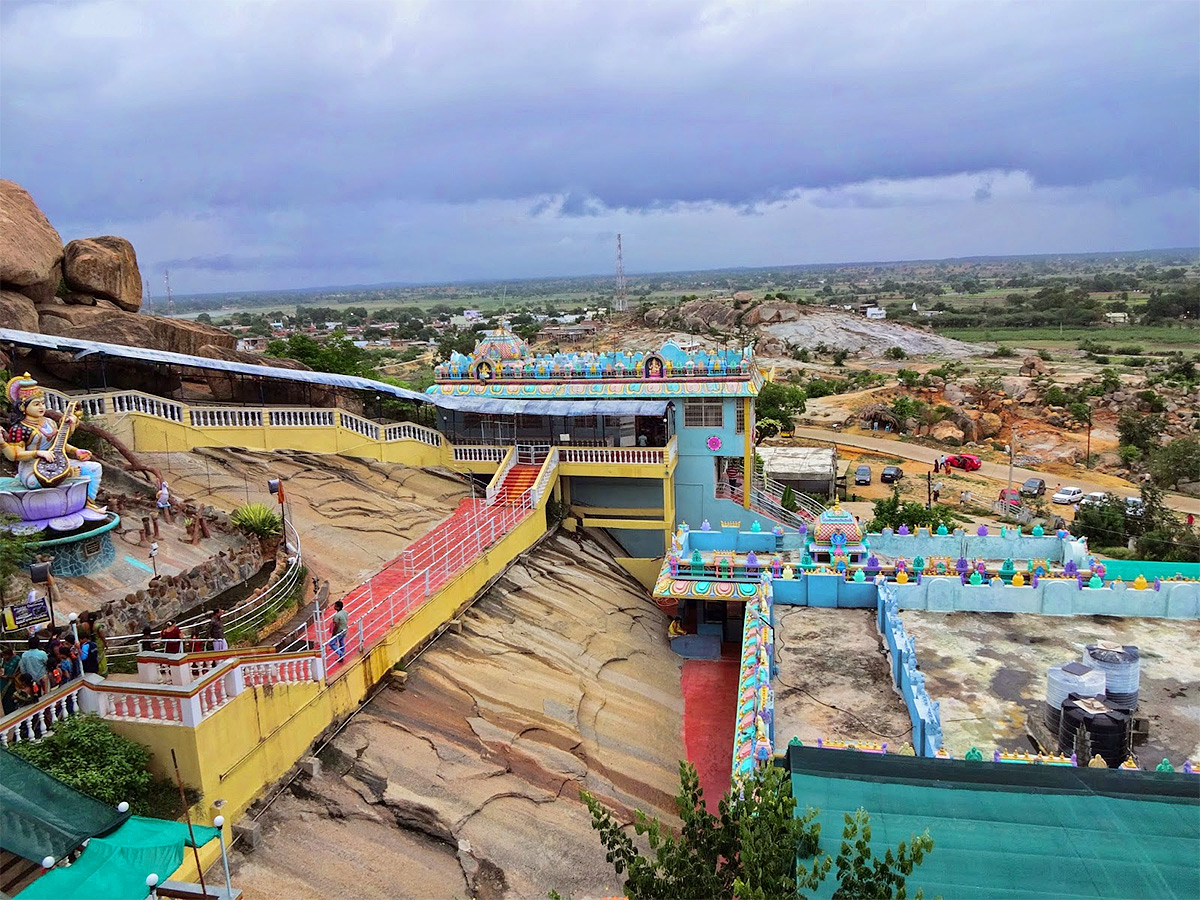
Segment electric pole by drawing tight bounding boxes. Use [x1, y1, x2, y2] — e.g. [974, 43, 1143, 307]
[164, 269, 175, 317]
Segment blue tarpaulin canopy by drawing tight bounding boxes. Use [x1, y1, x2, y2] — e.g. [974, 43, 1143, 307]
[0, 328, 430, 402]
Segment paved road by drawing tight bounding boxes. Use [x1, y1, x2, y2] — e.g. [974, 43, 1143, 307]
[791, 426, 1200, 517]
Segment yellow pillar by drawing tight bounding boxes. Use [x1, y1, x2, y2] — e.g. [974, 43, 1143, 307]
[742, 397, 753, 510]
[662, 469, 676, 553]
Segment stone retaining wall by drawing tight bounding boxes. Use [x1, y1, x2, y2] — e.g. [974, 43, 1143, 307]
[96, 535, 264, 633]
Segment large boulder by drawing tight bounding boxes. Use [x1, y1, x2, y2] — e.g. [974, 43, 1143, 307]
[62, 236, 142, 311]
[744, 303, 801, 326]
[0, 291, 40, 332]
[931, 420, 965, 446]
[38, 306, 235, 356]
[977, 412, 1003, 440]
[0, 180, 63, 304]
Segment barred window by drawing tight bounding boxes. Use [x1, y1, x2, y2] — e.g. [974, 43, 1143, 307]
[684, 399, 724, 428]
[735, 403, 745, 434]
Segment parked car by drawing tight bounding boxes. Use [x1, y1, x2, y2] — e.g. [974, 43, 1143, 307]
[943, 453, 982, 471]
[1079, 491, 1108, 508]
[998, 488, 1022, 507]
[1124, 496, 1145, 518]
[854, 464, 872, 485]
[1020, 477, 1046, 497]
[881, 466, 904, 483]
[1052, 486, 1084, 505]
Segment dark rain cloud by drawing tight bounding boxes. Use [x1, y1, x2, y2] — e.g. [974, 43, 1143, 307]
[1, 1, 1196, 289]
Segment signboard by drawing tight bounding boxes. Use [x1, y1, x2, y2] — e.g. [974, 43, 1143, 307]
[2, 596, 51, 632]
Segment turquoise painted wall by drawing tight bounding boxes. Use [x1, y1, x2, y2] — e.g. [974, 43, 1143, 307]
[893, 575, 1199, 618]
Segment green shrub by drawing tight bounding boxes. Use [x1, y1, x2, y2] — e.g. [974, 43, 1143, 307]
[231, 502, 283, 538]
[989, 345, 1017, 358]
[1037, 349, 1053, 361]
[7, 715, 189, 815]
[1115, 345, 1144, 355]
[883, 346, 907, 360]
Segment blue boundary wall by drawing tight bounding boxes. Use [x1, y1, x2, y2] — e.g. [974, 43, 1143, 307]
[893, 575, 1200, 618]
[876, 583, 943, 757]
[1101, 559, 1200, 582]
[869, 526, 1076, 564]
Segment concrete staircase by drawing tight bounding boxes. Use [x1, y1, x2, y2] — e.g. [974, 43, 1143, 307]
[492, 464, 540, 504]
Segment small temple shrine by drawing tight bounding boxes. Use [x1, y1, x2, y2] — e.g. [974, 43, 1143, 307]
[803, 500, 867, 568]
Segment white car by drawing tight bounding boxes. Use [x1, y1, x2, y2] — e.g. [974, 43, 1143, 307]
[1053, 486, 1085, 505]
[1079, 491, 1108, 507]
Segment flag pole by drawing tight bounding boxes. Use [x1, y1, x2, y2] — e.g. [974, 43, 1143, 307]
[171, 748, 209, 897]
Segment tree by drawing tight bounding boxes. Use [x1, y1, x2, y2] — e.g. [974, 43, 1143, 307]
[883, 347, 907, 360]
[1149, 437, 1200, 490]
[867, 488, 957, 533]
[195, 312, 213, 324]
[1068, 402, 1093, 464]
[1116, 412, 1166, 456]
[756, 381, 807, 427]
[581, 761, 931, 900]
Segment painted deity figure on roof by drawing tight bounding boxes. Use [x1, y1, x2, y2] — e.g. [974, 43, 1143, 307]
[3, 374, 104, 508]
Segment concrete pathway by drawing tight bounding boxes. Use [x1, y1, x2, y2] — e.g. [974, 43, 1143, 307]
[791, 426, 1200, 516]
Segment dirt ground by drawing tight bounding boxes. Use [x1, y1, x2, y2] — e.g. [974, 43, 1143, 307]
[772, 607, 914, 750]
[900, 611, 1200, 765]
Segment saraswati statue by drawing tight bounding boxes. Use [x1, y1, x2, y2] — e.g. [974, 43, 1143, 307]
[3, 374, 105, 511]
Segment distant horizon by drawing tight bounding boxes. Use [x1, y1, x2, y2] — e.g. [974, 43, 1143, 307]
[4, 3, 1195, 295]
[172, 245, 1200, 301]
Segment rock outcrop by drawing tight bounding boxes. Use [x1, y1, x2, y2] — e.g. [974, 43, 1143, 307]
[0, 291, 39, 332]
[0, 180, 63, 306]
[38, 304, 235, 355]
[931, 420, 965, 446]
[642, 298, 987, 359]
[63, 236, 142, 311]
[229, 533, 684, 900]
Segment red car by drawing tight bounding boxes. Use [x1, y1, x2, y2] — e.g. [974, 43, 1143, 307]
[943, 453, 982, 471]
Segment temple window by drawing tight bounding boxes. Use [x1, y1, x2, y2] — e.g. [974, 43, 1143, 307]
[684, 399, 723, 428]
[735, 403, 745, 434]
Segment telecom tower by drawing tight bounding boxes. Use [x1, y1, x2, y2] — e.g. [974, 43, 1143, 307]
[143, 278, 153, 314]
[163, 269, 175, 317]
[614, 233, 628, 312]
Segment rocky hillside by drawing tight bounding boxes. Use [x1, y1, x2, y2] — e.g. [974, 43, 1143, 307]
[643, 298, 987, 359]
[229, 533, 684, 900]
[141, 447, 469, 595]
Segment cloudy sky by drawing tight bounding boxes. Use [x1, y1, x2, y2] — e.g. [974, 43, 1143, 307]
[2, 1, 1197, 294]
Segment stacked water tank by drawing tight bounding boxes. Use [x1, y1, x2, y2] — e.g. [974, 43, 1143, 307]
[1083, 642, 1141, 710]
[1057, 692, 1133, 768]
[1044, 661, 1106, 732]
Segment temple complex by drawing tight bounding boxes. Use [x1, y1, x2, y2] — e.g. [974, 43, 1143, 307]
[0, 324, 1198, 900]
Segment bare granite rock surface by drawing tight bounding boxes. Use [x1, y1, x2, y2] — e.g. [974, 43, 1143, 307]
[230, 533, 684, 900]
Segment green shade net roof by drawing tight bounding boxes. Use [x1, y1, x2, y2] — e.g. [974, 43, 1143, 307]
[19, 817, 220, 900]
[0, 749, 129, 864]
[786, 745, 1200, 900]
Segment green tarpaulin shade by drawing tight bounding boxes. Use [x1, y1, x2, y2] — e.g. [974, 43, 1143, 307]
[0, 749, 129, 864]
[19, 816, 220, 900]
[786, 745, 1200, 900]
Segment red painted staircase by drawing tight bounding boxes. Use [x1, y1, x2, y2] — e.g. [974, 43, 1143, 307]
[493, 464, 540, 504]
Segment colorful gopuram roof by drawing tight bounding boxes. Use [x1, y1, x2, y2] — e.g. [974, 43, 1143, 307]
[430, 338, 762, 398]
[810, 501, 864, 546]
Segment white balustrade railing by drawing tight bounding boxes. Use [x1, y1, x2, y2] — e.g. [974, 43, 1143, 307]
[338, 410, 381, 440]
[453, 445, 508, 463]
[383, 422, 442, 446]
[188, 407, 263, 428]
[559, 445, 665, 465]
[269, 408, 336, 427]
[239, 653, 323, 687]
[486, 446, 517, 501]
[111, 391, 184, 421]
[666, 435, 678, 465]
[530, 448, 559, 507]
[0, 683, 84, 748]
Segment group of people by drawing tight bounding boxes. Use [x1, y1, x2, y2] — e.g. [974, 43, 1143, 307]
[0, 614, 107, 715]
[139, 608, 228, 655]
